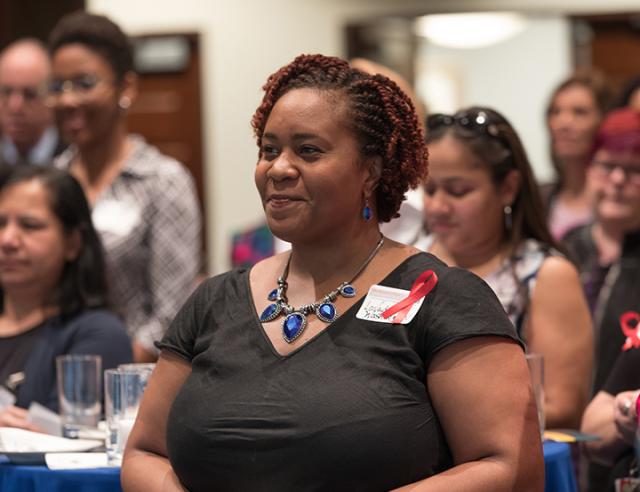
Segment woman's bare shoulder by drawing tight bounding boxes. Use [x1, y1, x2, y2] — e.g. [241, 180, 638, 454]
[536, 255, 580, 286]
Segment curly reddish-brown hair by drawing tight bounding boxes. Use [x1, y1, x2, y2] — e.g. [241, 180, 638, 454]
[251, 54, 428, 222]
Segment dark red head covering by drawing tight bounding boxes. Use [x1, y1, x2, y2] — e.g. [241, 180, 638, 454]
[593, 108, 640, 155]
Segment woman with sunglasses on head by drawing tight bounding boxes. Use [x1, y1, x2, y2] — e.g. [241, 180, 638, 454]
[542, 71, 612, 241]
[417, 107, 593, 430]
[122, 55, 543, 492]
[0, 165, 131, 430]
[47, 12, 202, 363]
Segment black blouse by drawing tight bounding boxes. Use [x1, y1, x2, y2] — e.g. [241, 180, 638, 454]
[158, 253, 522, 492]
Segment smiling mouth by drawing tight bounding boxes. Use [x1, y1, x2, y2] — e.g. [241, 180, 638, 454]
[268, 195, 302, 203]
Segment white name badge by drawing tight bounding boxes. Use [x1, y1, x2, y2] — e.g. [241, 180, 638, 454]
[92, 199, 141, 237]
[355, 284, 424, 325]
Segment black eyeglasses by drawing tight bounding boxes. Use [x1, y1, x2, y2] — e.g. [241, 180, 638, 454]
[426, 110, 502, 139]
[47, 74, 103, 100]
[592, 160, 640, 185]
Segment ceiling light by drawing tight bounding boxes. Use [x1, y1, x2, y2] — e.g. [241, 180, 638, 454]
[415, 12, 528, 49]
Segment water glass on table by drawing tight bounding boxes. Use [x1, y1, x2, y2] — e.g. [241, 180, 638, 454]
[104, 363, 155, 466]
[525, 352, 545, 439]
[56, 354, 102, 438]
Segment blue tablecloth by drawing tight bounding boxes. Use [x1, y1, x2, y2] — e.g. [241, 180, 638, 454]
[544, 440, 578, 492]
[0, 463, 121, 492]
[0, 441, 574, 492]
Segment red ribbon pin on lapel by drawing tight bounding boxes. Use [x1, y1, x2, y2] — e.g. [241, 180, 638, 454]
[382, 270, 438, 324]
[620, 311, 640, 351]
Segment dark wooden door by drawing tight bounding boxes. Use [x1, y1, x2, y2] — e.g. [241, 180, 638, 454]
[127, 33, 207, 260]
[572, 13, 640, 98]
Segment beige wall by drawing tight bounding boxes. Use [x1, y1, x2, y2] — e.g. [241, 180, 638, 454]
[87, 0, 640, 273]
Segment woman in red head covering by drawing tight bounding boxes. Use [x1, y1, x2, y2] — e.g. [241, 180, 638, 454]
[571, 108, 640, 492]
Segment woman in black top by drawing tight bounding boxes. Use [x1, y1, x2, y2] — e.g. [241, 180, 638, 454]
[582, 347, 640, 490]
[122, 54, 543, 492]
[568, 108, 640, 492]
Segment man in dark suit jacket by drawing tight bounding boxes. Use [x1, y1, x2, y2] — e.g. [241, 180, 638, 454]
[0, 38, 65, 166]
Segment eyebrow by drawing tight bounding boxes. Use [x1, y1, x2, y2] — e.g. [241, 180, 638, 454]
[263, 132, 322, 142]
[432, 176, 469, 183]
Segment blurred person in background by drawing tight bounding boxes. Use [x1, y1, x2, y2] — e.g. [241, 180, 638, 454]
[564, 107, 640, 492]
[0, 165, 131, 430]
[417, 106, 593, 429]
[541, 71, 612, 240]
[614, 75, 640, 112]
[47, 12, 202, 363]
[582, 347, 640, 491]
[0, 39, 65, 167]
[564, 108, 640, 394]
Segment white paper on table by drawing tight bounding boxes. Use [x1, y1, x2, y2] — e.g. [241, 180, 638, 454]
[0, 428, 102, 453]
[27, 402, 62, 436]
[45, 452, 108, 469]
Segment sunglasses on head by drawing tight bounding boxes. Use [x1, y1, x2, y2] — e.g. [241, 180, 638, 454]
[426, 110, 502, 139]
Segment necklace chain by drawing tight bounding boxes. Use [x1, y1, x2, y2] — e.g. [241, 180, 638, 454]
[260, 236, 385, 342]
[277, 236, 384, 312]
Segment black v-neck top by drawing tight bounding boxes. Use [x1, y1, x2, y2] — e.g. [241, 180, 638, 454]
[157, 253, 522, 492]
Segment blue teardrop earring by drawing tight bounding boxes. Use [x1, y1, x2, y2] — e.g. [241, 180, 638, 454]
[362, 198, 372, 221]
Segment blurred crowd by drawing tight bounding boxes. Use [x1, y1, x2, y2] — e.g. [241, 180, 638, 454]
[0, 13, 201, 427]
[1, 8, 640, 492]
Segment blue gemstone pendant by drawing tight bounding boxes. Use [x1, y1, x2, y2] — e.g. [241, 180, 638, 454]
[283, 313, 307, 343]
[315, 302, 337, 323]
[267, 288, 278, 301]
[340, 284, 356, 297]
[259, 302, 282, 322]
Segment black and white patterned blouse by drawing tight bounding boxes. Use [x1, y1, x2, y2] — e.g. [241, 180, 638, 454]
[56, 135, 202, 351]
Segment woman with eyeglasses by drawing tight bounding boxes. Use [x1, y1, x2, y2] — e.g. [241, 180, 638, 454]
[417, 106, 593, 430]
[563, 109, 640, 393]
[46, 12, 202, 363]
[542, 71, 612, 241]
[567, 110, 640, 492]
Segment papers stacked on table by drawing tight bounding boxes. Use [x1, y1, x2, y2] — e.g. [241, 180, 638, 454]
[0, 427, 102, 453]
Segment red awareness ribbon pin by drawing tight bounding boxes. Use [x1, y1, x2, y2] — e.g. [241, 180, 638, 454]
[382, 269, 438, 324]
[620, 311, 640, 351]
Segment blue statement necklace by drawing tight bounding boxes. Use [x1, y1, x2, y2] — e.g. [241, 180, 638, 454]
[259, 236, 385, 343]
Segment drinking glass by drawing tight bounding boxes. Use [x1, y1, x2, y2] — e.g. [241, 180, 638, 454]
[111, 363, 155, 463]
[56, 354, 102, 438]
[526, 353, 545, 439]
[104, 369, 123, 465]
